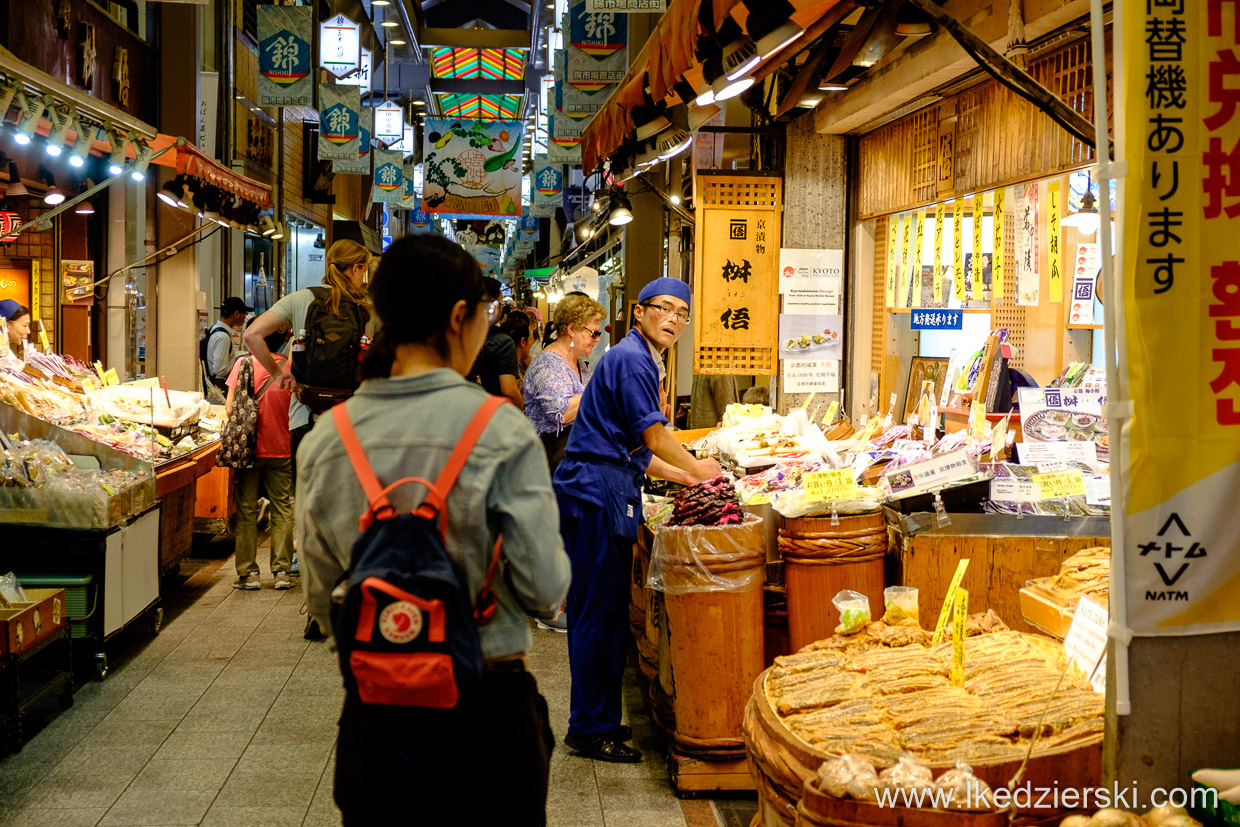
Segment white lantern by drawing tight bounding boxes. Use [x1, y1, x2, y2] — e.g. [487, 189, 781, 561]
[319, 14, 361, 79]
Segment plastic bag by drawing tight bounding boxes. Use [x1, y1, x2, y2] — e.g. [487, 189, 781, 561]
[883, 586, 919, 626]
[769, 485, 884, 519]
[816, 754, 880, 800]
[647, 514, 765, 594]
[878, 754, 933, 792]
[833, 590, 871, 635]
[0, 571, 27, 604]
[934, 761, 991, 810]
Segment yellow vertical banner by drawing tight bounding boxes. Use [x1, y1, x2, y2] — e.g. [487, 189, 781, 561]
[992, 188, 1005, 300]
[911, 211, 925, 307]
[933, 202, 945, 306]
[1121, 0, 1240, 634]
[1047, 180, 1062, 303]
[897, 213, 911, 309]
[886, 214, 899, 308]
[952, 199, 964, 301]
[30, 260, 40, 327]
[951, 588, 969, 687]
[971, 193, 983, 301]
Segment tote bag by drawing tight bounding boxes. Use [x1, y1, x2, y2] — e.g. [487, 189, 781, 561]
[216, 358, 276, 470]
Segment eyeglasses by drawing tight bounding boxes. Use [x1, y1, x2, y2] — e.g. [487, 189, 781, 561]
[586, 328, 603, 340]
[484, 300, 501, 325]
[642, 302, 690, 325]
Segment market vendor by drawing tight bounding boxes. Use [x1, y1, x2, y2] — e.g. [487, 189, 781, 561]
[553, 276, 721, 764]
[0, 299, 31, 360]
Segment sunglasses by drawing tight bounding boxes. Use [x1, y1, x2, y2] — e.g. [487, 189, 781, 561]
[585, 328, 603, 340]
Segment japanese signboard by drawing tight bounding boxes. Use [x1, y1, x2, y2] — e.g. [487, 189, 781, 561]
[885, 213, 899, 308]
[933, 203, 945, 305]
[1017, 387, 1108, 464]
[1121, 0, 1240, 635]
[952, 199, 964, 301]
[257, 6, 312, 107]
[1015, 181, 1040, 306]
[334, 107, 371, 175]
[319, 14, 360, 79]
[337, 47, 372, 92]
[992, 188, 1005, 300]
[1047, 180, 1063, 302]
[778, 248, 842, 312]
[585, 0, 666, 10]
[533, 156, 562, 211]
[374, 101, 403, 146]
[317, 84, 360, 161]
[520, 214, 540, 242]
[421, 119, 524, 218]
[971, 194, 983, 301]
[693, 173, 782, 375]
[1069, 243, 1100, 325]
[910, 309, 963, 330]
[371, 149, 405, 204]
[783, 358, 839, 393]
[568, 2, 627, 57]
[566, 44, 627, 93]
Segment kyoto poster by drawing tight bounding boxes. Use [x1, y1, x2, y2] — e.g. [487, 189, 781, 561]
[421, 118, 525, 217]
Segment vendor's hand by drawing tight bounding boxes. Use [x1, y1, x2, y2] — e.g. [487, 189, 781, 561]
[277, 372, 298, 392]
[661, 400, 673, 420]
[693, 458, 722, 482]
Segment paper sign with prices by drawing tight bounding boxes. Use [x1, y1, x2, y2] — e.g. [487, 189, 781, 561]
[802, 469, 859, 503]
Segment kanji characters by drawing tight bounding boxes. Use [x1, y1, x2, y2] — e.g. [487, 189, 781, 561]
[720, 307, 750, 331]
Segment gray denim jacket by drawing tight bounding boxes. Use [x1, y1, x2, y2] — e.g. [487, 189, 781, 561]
[295, 368, 571, 659]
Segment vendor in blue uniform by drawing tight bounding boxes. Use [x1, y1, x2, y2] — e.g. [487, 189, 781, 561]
[553, 277, 722, 763]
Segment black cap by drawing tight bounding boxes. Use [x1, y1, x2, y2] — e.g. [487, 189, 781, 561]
[221, 297, 253, 316]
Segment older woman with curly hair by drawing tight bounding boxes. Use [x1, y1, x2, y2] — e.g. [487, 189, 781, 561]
[523, 293, 606, 472]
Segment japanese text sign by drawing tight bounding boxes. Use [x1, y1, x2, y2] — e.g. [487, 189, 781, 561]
[371, 149, 405, 204]
[802, 469, 859, 503]
[319, 14, 360, 79]
[317, 84, 360, 161]
[1031, 470, 1087, 499]
[585, 0, 665, 10]
[910, 309, 963, 330]
[257, 6, 312, 107]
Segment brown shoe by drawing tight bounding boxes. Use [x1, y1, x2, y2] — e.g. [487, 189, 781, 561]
[564, 733, 641, 763]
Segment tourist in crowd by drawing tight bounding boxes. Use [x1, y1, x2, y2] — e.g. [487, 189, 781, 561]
[226, 326, 295, 590]
[466, 277, 523, 408]
[499, 309, 535, 382]
[295, 234, 570, 824]
[522, 306, 543, 359]
[204, 297, 251, 391]
[689, 374, 739, 429]
[742, 385, 770, 406]
[0, 300, 31, 360]
[553, 278, 720, 763]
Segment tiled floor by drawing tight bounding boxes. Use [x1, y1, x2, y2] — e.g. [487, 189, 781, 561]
[0, 552, 758, 827]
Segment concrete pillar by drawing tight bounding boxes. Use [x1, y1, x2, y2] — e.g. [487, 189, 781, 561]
[777, 116, 848, 414]
[155, 5, 203, 392]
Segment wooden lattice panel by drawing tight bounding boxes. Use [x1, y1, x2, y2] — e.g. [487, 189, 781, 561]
[873, 216, 889, 382]
[990, 191, 1027, 369]
[693, 171, 782, 376]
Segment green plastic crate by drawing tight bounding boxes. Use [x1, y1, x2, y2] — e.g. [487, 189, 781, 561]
[15, 574, 96, 639]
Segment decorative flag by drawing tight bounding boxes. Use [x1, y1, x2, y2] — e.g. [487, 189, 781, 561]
[520, 213, 540, 242]
[338, 47, 372, 92]
[566, 44, 627, 93]
[568, 2, 627, 57]
[334, 108, 372, 175]
[257, 6, 312, 106]
[411, 207, 432, 231]
[319, 14, 361, 79]
[318, 84, 360, 160]
[585, 0, 666, 10]
[421, 118, 524, 217]
[560, 81, 607, 121]
[374, 101, 403, 146]
[372, 149, 405, 203]
[395, 164, 418, 209]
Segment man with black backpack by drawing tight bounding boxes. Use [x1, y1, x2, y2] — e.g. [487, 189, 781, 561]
[201, 297, 251, 392]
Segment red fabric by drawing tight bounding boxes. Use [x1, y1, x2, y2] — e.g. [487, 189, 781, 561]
[227, 354, 293, 458]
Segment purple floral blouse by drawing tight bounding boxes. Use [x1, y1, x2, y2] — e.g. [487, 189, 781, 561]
[523, 349, 585, 436]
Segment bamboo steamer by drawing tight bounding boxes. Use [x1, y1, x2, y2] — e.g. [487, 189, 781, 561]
[657, 516, 766, 757]
[781, 512, 888, 651]
[744, 668, 1103, 827]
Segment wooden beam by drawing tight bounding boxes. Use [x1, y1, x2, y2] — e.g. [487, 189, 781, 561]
[429, 78, 526, 96]
[419, 27, 532, 48]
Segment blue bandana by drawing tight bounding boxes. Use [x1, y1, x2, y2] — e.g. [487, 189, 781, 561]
[636, 277, 690, 308]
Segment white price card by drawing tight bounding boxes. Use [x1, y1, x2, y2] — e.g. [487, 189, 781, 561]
[1063, 596, 1108, 693]
[990, 478, 1042, 503]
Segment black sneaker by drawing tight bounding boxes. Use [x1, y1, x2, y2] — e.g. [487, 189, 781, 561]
[304, 618, 326, 641]
[563, 733, 642, 763]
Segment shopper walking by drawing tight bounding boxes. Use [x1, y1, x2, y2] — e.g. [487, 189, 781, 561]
[466, 277, 524, 408]
[226, 327, 295, 590]
[203, 297, 251, 392]
[500, 309, 535, 383]
[553, 278, 720, 763]
[296, 234, 570, 825]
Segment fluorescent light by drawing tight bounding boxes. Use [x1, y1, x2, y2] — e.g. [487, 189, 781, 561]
[712, 72, 754, 101]
[380, 20, 398, 27]
[389, 39, 406, 45]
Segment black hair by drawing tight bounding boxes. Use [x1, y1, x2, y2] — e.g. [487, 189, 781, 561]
[499, 311, 532, 346]
[361, 235, 484, 379]
[481, 276, 502, 302]
[263, 327, 290, 355]
[6, 305, 30, 323]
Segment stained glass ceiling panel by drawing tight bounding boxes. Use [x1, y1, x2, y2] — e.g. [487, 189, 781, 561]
[430, 48, 528, 81]
[434, 93, 524, 120]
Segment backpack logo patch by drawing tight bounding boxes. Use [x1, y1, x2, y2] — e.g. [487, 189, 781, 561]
[379, 600, 423, 644]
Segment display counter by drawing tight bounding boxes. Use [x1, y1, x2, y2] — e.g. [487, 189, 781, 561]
[155, 440, 222, 574]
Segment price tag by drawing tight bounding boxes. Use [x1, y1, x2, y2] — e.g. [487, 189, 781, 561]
[823, 401, 838, 426]
[990, 416, 1009, 461]
[93, 360, 106, 382]
[1032, 470, 1086, 499]
[931, 559, 970, 645]
[1085, 476, 1111, 506]
[81, 377, 98, 393]
[1063, 595, 1108, 693]
[969, 401, 987, 442]
[951, 587, 969, 687]
[747, 493, 770, 505]
[103, 368, 120, 386]
[38, 327, 50, 353]
[886, 450, 977, 497]
[803, 469, 859, 503]
[802, 392, 817, 411]
[990, 478, 1042, 503]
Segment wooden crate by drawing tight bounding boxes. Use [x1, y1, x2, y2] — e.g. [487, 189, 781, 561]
[889, 512, 1109, 633]
[0, 588, 67, 655]
[159, 481, 196, 575]
[194, 464, 234, 521]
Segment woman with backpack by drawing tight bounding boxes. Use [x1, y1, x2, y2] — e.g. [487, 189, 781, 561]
[295, 234, 570, 825]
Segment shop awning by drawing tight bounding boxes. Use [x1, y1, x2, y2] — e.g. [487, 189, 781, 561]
[148, 136, 272, 208]
[581, 0, 849, 173]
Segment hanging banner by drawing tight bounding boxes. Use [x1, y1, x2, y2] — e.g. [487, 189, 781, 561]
[884, 214, 898, 308]
[1047, 179, 1063, 303]
[1069, 242, 1100, 326]
[391, 164, 418, 210]
[372, 149, 405, 204]
[971, 193, 983, 302]
[338, 47, 372, 92]
[374, 101, 403, 146]
[319, 13, 361, 79]
[568, 2, 627, 57]
[422, 118, 525, 217]
[317, 84, 360, 160]
[566, 44, 627, 92]
[897, 212, 911, 309]
[560, 81, 607, 121]
[910, 211, 925, 308]
[586, 0, 666, 10]
[533, 156, 563, 212]
[952, 198, 964, 301]
[1121, 0, 1240, 635]
[932, 202, 945, 306]
[257, 6, 313, 107]
[1015, 181, 1040, 306]
[520, 213, 541, 242]
[992, 187, 1005, 300]
[334, 107, 371, 175]
[411, 206, 432, 231]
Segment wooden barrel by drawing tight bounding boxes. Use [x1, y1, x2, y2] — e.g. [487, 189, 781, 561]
[781, 512, 888, 651]
[657, 516, 766, 757]
[796, 780, 1010, 827]
[744, 666, 1102, 825]
[764, 585, 791, 665]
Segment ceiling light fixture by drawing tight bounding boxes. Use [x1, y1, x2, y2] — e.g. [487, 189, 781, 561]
[895, 4, 932, 36]
[740, 0, 805, 59]
[40, 168, 64, 205]
[11, 90, 42, 145]
[158, 174, 190, 207]
[0, 84, 16, 122]
[607, 188, 633, 226]
[380, 20, 398, 27]
[44, 100, 76, 157]
[106, 126, 129, 175]
[1061, 185, 1101, 236]
[258, 214, 277, 236]
[722, 35, 760, 81]
[389, 38, 407, 45]
[129, 140, 153, 181]
[74, 183, 95, 214]
[818, 81, 849, 92]
[68, 119, 97, 168]
[5, 162, 27, 197]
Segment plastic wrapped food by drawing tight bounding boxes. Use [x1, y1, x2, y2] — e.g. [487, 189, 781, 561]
[883, 586, 919, 626]
[1142, 806, 1196, 826]
[877, 753, 934, 792]
[933, 761, 991, 810]
[1086, 810, 1145, 827]
[833, 590, 872, 635]
[816, 754, 880, 800]
[0, 571, 27, 604]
